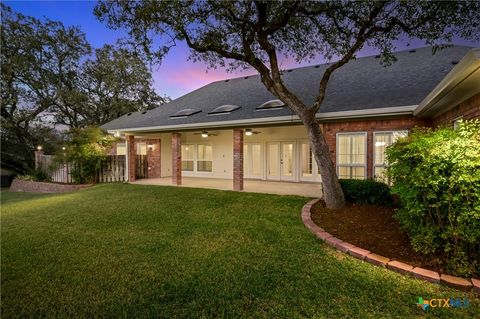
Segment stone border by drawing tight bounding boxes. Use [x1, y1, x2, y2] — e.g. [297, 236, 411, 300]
[301, 199, 479, 294]
[10, 179, 91, 193]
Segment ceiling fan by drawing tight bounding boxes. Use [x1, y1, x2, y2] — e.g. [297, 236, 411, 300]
[245, 129, 261, 136]
[194, 130, 218, 138]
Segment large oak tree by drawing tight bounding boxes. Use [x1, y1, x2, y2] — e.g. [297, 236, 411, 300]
[97, 1, 479, 208]
[1, 4, 168, 172]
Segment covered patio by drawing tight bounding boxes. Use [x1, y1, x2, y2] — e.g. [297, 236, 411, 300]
[131, 177, 322, 198]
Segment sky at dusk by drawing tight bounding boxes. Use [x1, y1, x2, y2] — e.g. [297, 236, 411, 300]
[6, 1, 480, 99]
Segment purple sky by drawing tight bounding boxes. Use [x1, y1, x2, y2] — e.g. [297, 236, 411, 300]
[6, 1, 479, 99]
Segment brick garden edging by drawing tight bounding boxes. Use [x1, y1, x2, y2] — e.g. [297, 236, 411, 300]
[301, 199, 479, 294]
[10, 179, 91, 193]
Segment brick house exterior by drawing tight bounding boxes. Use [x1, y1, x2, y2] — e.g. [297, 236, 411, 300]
[102, 46, 480, 190]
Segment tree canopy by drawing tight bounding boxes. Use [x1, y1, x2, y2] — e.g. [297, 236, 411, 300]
[95, 0, 480, 208]
[1, 4, 168, 173]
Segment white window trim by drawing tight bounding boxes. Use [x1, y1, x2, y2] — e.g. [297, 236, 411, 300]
[181, 143, 214, 174]
[373, 130, 408, 183]
[336, 132, 367, 179]
[452, 116, 463, 130]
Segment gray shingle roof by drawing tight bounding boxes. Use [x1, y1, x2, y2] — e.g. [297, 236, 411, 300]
[102, 46, 473, 131]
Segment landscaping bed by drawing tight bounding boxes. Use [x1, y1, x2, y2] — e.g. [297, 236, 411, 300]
[310, 200, 450, 276]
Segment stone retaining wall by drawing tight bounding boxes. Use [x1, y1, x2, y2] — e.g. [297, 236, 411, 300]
[10, 179, 91, 193]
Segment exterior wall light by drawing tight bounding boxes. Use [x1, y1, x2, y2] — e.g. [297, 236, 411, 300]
[147, 144, 154, 151]
[37, 145, 43, 151]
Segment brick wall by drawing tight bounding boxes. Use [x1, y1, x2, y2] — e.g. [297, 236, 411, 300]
[172, 133, 182, 185]
[432, 92, 480, 126]
[147, 139, 161, 178]
[233, 129, 244, 191]
[126, 135, 136, 182]
[320, 116, 429, 179]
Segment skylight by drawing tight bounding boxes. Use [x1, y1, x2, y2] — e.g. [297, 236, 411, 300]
[256, 100, 285, 111]
[170, 108, 201, 119]
[208, 105, 241, 115]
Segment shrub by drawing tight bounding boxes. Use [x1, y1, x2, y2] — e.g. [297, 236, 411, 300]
[386, 120, 480, 277]
[339, 179, 392, 206]
[17, 169, 51, 182]
[56, 127, 117, 184]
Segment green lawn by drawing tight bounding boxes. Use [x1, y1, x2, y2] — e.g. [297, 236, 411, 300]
[1, 184, 478, 318]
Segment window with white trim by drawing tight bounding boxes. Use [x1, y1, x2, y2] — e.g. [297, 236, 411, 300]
[452, 117, 463, 130]
[197, 144, 213, 172]
[116, 142, 126, 155]
[136, 142, 147, 155]
[373, 131, 408, 183]
[336, 133, 367, 179]
[181, 144, 194, 171]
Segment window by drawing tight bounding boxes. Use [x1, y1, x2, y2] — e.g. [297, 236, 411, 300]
[170, 108, 201, 119]
[336, 133, 367, 179]
[116, 142, 126, 155]
[136, 142, 147, 155]
[197, 144, 213, 172]
[256, 99, 285, 110]
[374, 131, 408, 183]
[452, 117, 463, 130]
[300, 143, 321, 178]
[181, 144, 194, 171]
[208, 105, 241, 115]
[301, 143, 313, 177]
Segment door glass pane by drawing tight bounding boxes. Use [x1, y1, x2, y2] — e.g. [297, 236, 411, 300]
[181, 144, 194, 171]
[251, 144, 261, 177]
[268, 144, 279, 176]
[301, 143, 312, 176]
[282, 143, 293, 176]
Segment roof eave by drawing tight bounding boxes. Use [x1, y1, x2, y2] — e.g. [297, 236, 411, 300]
[414, 48, 480, 118]
[107, 105, 416, 135]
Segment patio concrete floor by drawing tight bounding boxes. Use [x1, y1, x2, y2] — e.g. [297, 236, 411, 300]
[131, 177, 322, 198]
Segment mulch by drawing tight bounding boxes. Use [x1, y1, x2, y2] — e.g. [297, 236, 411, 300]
[310, 200, 446, 274]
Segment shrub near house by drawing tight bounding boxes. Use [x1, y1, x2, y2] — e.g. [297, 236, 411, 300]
[387, 120, 480, 277]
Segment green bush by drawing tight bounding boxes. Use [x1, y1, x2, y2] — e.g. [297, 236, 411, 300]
[56, 127, 117, 184]
[339, 179, 392, 206]
[17, 169, 51, 182]
[386, 120, 480, 277]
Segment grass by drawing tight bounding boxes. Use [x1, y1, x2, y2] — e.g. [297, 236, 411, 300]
[1, 184, 478, 318]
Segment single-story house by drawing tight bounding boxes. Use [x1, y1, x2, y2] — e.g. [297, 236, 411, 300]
[102, 46, 480, 195]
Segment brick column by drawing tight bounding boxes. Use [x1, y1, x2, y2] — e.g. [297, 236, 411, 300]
[233, 128, 244, 191]
[34, 149, 44, 169]
[172, 133, 182, 185]
[126, 135, 136, 182]
[146, 139, 161, 178]
[367, 130, 374, 179]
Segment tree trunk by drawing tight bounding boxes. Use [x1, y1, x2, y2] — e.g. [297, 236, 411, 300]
[302, 112, 345, 209]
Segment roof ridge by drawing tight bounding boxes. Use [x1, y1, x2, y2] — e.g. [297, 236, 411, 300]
[207, 45, 475, 84]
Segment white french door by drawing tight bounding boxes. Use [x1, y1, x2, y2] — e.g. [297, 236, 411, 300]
[244, 143, 262, 179]
[299, 141, 322, 182]
[267, 142, 295, 181]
